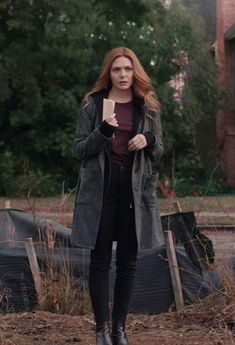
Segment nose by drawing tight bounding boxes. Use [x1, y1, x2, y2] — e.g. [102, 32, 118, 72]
[120, 68, 126, 77]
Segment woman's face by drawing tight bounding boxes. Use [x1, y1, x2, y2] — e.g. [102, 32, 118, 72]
[109, 56, 134, 91]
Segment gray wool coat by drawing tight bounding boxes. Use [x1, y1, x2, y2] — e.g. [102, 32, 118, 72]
[71, 90, 165, 249]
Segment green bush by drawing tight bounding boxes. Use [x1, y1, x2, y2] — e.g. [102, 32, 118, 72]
[0, 0, 222, 196]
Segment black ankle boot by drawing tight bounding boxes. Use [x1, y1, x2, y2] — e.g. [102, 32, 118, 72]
[96, 322, 113, 345]
[112, 322, 129, 345]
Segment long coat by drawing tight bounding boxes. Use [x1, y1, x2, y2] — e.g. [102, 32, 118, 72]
[71, 90, 165, 249]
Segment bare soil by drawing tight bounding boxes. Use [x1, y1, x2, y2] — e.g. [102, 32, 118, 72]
[0, 303, 235, 345]
[0, 197, 235, 344]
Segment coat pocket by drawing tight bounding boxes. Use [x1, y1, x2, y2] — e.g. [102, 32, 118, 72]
[76, 168, 99, 204]
[141, 173, 158, 208]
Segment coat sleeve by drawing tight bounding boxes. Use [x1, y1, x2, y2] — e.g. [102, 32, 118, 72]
[74, 97, 112, 160]
[144, 111, 164, 161]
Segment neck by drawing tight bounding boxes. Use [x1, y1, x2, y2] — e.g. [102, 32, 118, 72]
[108, 87, 133, 103]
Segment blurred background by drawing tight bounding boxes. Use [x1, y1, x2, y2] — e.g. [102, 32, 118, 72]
[0, 0, 234, 198]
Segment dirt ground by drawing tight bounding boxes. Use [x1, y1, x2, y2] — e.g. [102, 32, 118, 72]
[0, 197, 235, 344]
[0, 302, 234, 345]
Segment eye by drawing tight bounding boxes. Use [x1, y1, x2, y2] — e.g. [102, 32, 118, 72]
[111, 67, 120, 73]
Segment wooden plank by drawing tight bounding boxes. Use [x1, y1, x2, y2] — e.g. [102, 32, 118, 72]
[173, 200, 182, 213]
[165, 230, 184, 312]
[5, 200, 11, 208]
[46, 223, 55, 249]
[24, 238, 42, 301]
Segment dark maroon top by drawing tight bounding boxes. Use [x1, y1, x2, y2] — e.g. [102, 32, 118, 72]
[111, 101, 134, 166]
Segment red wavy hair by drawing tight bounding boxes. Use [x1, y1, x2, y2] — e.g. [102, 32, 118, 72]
[85, 47, 160, 112]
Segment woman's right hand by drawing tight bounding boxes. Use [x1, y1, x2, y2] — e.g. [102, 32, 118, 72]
[105, 113, 118, 127]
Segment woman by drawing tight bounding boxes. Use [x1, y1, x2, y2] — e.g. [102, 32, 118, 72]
[71, 47, 164, 345]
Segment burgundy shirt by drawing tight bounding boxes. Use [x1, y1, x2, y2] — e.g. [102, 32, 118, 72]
[111, 101, 134, 166]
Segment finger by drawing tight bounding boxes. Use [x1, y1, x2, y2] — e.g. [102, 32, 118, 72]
[128, 142, 138, 151]
[128, 140, 144, 151]
[111, 113, 118, 125]
[106, 113, 118, 126]
[127, 142, 134, 151]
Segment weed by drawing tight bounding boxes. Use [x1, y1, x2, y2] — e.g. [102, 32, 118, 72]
[38, 244, 91, 316]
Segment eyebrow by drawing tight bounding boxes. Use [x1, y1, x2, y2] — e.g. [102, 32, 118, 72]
[111, 65, 132, 70]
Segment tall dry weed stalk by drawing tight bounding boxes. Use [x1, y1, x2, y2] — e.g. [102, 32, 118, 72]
[39, 243, 91, 315]
[15, 180, 90, 316]
[217, 263, 235, 303]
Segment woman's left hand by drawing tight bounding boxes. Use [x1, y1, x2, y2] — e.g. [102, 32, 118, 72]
[128, 134, 147, 151]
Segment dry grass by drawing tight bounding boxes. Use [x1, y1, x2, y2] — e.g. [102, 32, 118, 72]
[160, 195, 235, 213]
[38, 244, 91, 316]
[1, 195, 235, 213]
[1, 195, 235, 225]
